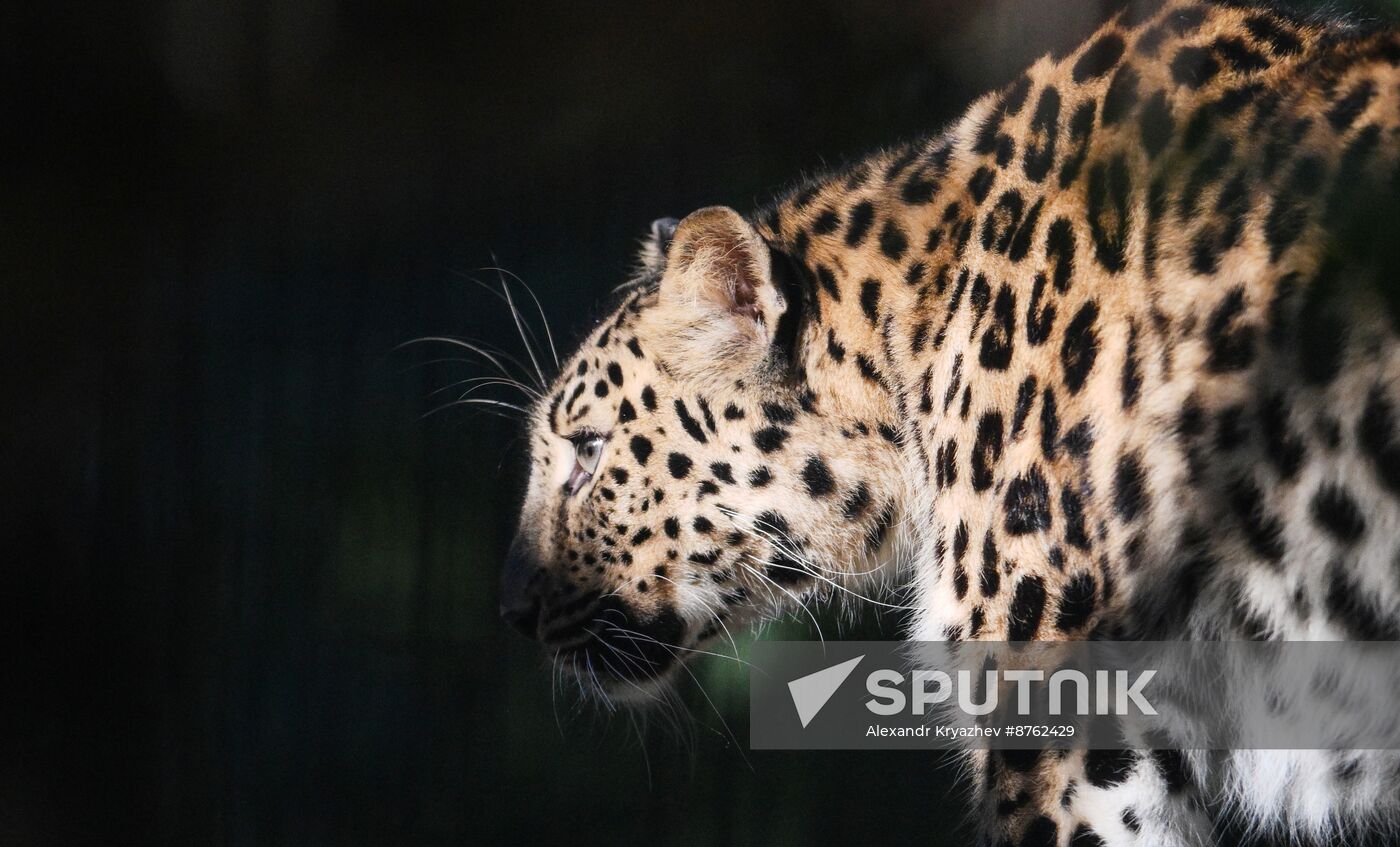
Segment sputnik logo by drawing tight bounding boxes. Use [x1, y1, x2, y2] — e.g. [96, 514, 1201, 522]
[787, 655, 865, 728]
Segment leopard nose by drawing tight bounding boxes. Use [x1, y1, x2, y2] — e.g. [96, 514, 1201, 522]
[500, 541, 543, 640]
[501, 598, 541, 640]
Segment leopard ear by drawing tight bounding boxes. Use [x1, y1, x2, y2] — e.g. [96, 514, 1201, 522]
[635, 217, 679, 277]
[640, 207, 788, 388]
[659, 206, 785, 329]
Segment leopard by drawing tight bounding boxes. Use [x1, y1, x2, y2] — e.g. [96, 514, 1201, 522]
[495, 1, 1400, 843]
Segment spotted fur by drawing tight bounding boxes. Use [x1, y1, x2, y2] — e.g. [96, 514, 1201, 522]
[501, 1, 1400, 843]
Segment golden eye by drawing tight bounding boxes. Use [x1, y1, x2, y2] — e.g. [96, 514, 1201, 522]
[575, 436, 604, 476]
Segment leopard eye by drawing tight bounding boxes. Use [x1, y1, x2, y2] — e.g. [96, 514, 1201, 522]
[566, 435, 606, 495]
[575, 436, 604, 476]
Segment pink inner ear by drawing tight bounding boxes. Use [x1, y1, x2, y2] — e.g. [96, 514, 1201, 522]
[730, 263, 761, 320]
[671, 212, 768, 321]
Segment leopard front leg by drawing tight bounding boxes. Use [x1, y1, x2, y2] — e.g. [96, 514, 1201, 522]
[969, 747, 1213, 847]
[910, 500, 1215, 843]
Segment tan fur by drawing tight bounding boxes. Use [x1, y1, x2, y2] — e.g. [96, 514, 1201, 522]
[509, 2, 1400, 842]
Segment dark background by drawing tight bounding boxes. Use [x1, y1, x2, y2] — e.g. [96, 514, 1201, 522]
[8, 1, 1389, 844]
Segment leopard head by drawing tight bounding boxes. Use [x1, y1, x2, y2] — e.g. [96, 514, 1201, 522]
[500, 207, 904, 700]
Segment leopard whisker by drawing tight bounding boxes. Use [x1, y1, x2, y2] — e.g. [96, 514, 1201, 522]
[493, 270, 549, 389]
[399, 335, 544, 391]
[587, 633, 663, 703]
[451, 269, 554, 382]
[484, 265, 560, 371]
[422, 397, 528, 421]
[596, 620, 758, 670]
[722, 506, 890, 579]
[429, 375, 543, 402]
[604, 624, 753, 772]
[722, 508, 918, 612]
[748, 553, 922, 613]
[738, 561, 827, 645]
[649, 573, 747, 664]
[583, 652, 615, 712]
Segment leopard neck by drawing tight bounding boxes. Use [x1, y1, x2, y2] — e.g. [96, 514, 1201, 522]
[755, 103, 993, 420]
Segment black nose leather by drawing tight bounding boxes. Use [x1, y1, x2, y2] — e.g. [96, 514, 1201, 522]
[501, 597, 541, 640]
[500, 541, 542, 640]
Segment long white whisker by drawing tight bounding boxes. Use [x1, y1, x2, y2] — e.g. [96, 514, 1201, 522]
[742, 518, 914, 610]
[751, 554, 919, 612]
[452, 382, 534, 408]
[448, 270, 553, 377]
[485, 265, 559, 370]
[721, 505, 889, 579]
[605, 624, 754, 773]
[398, 336, 542, 387]
[623, 707, 653, 789]
[493, 269, 548, 390]
[648, 573, 748, 665]
[739, 561, 826, 645]
[550, 650, 567, 739]
[588, 614, 653, 666]
[722, 507, 919, 612]
[586, 636, 661, 703]
[710, 613, 745, 666]
[571, 652, 585, 703]
[596, 621, 759, 670]
[429, 375, 543, 401]
[584, 653, 615, 712]
[721, 505, 827, 571]
[422, 397, 528, 421]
